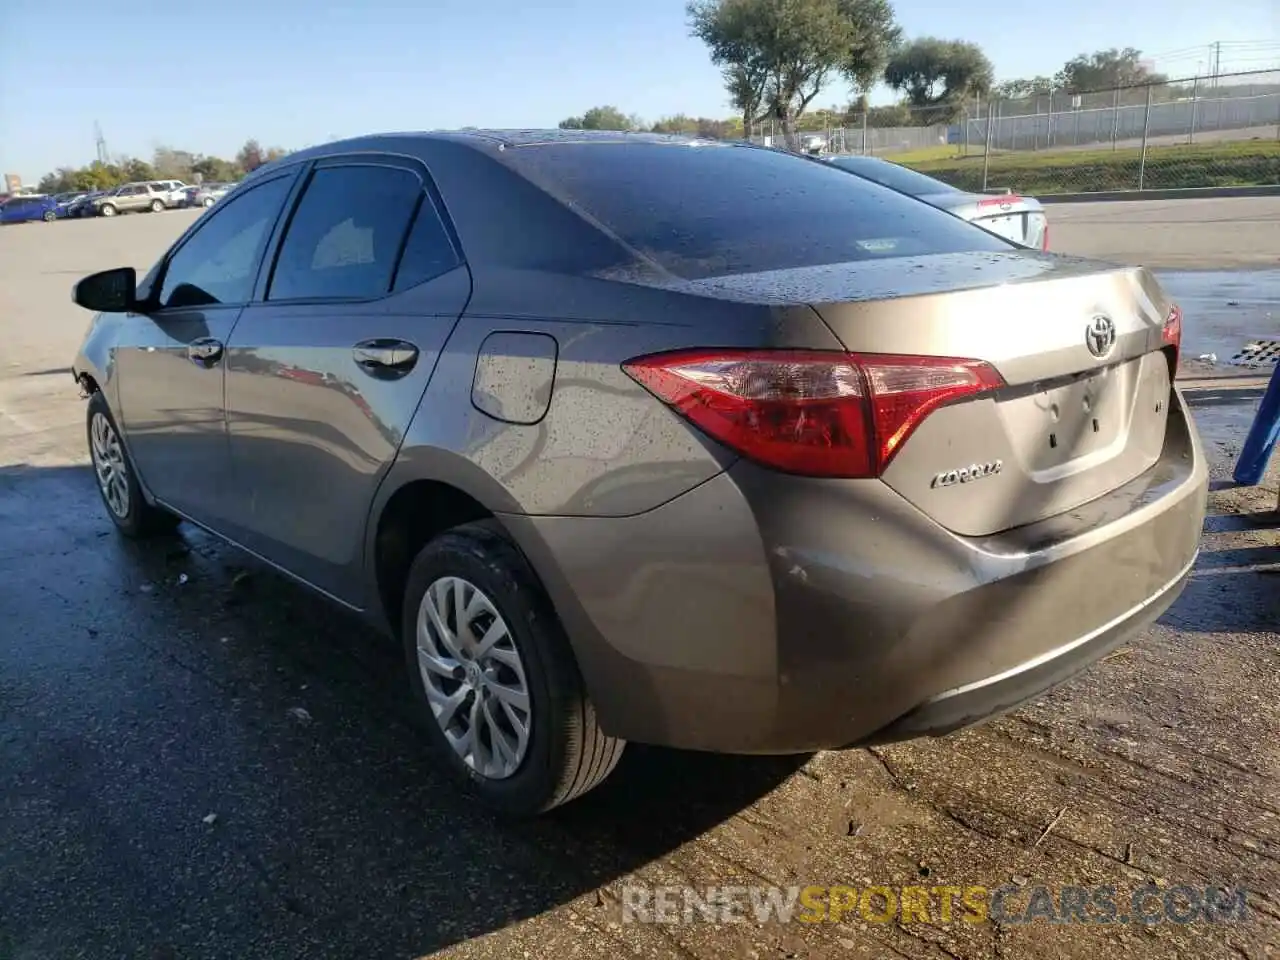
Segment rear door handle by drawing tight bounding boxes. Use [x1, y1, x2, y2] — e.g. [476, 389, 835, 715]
[188, 337, 223, 367]
[353, 339, 418, 374]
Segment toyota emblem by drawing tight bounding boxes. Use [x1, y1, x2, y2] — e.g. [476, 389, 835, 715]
[1085, 315, 1116, 359]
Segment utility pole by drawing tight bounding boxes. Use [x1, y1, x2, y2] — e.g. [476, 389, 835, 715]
[94, 122, 108, 165]
[1211, 41, 1221, 89]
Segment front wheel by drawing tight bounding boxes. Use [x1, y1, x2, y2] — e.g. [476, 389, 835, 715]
[99, 204, 117, 217]
[149, 199, 164, 212]
[402, 521, 624, 817]
[43, 210, 57, 222]
[86, 393, 180, 538]
[202, 197, 214, 208]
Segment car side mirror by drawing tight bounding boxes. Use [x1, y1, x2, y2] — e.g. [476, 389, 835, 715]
[73, 267, 138, 313]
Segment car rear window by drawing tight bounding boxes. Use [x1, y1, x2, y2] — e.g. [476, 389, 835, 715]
[502, 141, 1011, 280]
[826, 157, 961, 198]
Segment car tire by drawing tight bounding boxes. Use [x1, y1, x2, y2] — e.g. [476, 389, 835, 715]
[202, 197, 214, 208]
[43, 210, 56, 222]
[86, 392, 180, 538]
[99, 204, 117, 217]
[150, 199, 165, 213]
[401, 520, 624, 817]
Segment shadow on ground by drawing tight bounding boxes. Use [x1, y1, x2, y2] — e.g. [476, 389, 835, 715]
[0, 463, 807, 960]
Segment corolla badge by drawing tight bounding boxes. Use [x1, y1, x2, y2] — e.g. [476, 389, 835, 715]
[931, 460, 1003, 488]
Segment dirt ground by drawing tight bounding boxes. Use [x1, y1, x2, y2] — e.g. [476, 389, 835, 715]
[0, 210, 1277, 960]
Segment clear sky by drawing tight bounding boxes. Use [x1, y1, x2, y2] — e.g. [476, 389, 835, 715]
[2, 0, 1277, 181]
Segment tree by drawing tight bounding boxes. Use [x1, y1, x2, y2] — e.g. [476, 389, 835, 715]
[994, 76, 1054, 100]
[153, 145, 197, 179]
[650, 114, 737, 138]
[723, 62, 770, 139]
[864, 102, 912, 127]
[190, 154, 242, 183]
[123, 158, 157, 182]
[236, 138, 266, 173]
[884, 37, 994, 124]
[689, 0, 900, 151]
[37, 168, 79, 194]
[557, 105, 635, 130]
[1055, 48, 1165, 94]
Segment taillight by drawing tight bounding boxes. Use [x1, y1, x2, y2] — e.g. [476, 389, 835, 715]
[1161, 304, 1182, 372]
[1041, 223, 1050, 251]
[622, 349, 1004, 478]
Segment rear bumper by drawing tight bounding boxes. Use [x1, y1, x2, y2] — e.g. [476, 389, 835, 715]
[502, 388, 1207, 753]
[870, 549, 1195, 742]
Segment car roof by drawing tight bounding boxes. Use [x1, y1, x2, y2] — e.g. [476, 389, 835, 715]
[258, 129, 723, 166]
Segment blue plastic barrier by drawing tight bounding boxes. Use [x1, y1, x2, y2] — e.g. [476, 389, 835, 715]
[1233, 361, 1280, 486]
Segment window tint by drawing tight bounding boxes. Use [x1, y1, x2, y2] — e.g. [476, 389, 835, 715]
[392, 198, 459, 291]
[269, 165, 422, 301]
[157, 175, 291, 309]
[504, 142, 1012, 280]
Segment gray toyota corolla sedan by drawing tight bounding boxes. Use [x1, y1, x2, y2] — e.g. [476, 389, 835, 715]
[825, 154, 1049, 250]
[71, 131, 1206, 817]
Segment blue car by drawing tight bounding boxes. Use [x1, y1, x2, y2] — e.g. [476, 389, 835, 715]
[0, 194, 62, 224]
[54, 191, 89, 213]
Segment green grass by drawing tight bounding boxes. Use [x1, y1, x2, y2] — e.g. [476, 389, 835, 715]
[888, 139, 1280, 194]
[871, 144, 961, 164]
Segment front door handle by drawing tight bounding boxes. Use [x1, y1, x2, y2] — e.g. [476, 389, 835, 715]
[353, 339, 419, 375]
[188, 337, 224, 368]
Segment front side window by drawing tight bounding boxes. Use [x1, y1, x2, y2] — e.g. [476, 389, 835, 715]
[268, 165, 422, 301]
[157, 175, 292, 309]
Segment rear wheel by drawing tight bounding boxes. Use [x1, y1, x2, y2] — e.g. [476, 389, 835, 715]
[99, 204, 117, 217]
[86, 393, 179, 538]
[42, 210, 56, 222]
[401, 521, 624, 817]
[202, 197, 214, 208]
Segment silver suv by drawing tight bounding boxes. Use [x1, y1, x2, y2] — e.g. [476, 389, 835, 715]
[94, 182, 173, 217]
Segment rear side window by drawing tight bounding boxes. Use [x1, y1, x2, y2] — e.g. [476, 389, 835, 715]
[392, 199, 459, 292]
[268, 165, 422, 301]
[504, 142, 1012, 280]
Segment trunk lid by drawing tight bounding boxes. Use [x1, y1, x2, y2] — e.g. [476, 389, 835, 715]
[812, 252, 1173, 537]
[685, 251, 1174, 537]
[926, 192, 1048, 248]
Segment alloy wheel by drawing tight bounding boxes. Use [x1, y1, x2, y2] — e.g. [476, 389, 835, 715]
[89, 412, 130, 518]
[416, 576, 532, 780]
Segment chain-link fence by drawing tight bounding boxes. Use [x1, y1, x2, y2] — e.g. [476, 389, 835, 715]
[763, 68, 1280, 196]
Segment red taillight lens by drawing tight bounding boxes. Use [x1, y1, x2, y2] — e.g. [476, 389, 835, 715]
[1041, 223, 1050, 251]
[1161, 304, 1182, 371]
[623, 349, 1004, 478]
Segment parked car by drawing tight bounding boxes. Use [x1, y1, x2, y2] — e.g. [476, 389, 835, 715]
[92, 182, 172, 217]
[54, 191, 89, 212]
[0, 193, 61, 224]
[67, 191, 107, 218]
[824, 154, 1049, 250]
[147, 179, 190, 208]
[184, 182, 235, 208]
[70, 131, 1204, 817]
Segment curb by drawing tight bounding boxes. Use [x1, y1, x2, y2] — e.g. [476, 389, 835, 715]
[1040, 185, 1280, 204]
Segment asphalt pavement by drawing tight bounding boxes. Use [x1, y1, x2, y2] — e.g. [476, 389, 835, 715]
[0, 207, 1277, 960]
[1048, 196, 1280, 270]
